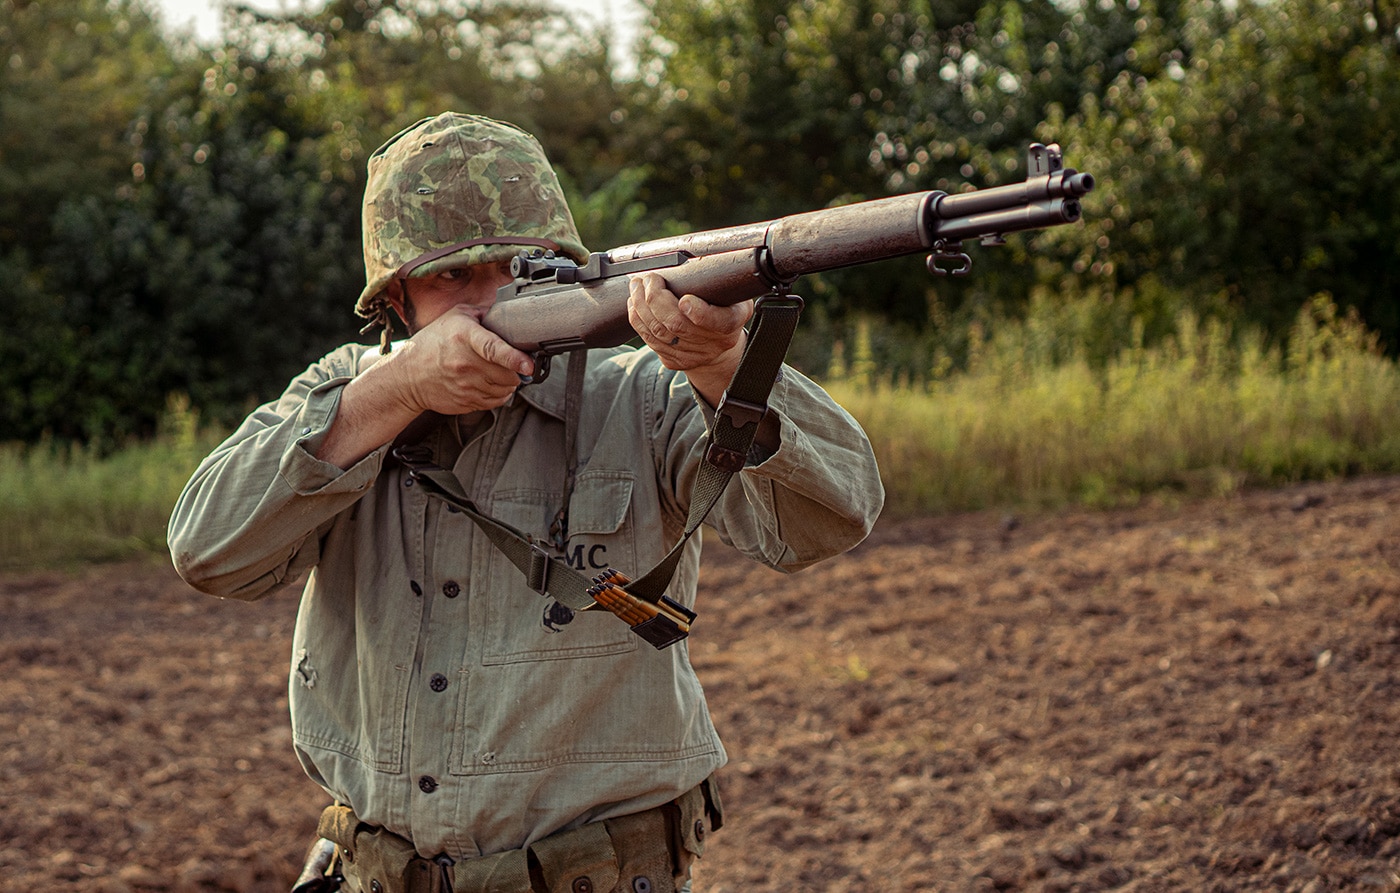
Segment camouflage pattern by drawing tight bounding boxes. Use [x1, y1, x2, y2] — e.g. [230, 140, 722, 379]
[355, 113, 589, 319]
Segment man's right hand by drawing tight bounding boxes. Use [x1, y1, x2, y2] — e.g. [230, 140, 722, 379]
[385, 305, 535, 417]
[317, 308, 532, 469]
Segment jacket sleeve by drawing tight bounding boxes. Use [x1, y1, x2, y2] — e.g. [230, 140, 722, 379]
[167, 343, 388, 600]
[657, 364, 885, 573]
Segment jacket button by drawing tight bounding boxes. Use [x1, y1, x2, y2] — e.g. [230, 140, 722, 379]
[695, 820, 705, 842]
[418, 775, 438, 793]
[429, 673, 448, 692]
[370, 882, 384, 893]
[442, 580, 461, 598]
[633, 877, 652, 893]
[572, 879, 593, 893]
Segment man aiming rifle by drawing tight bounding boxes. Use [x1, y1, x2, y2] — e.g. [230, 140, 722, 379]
[167, 111, 1091, 893]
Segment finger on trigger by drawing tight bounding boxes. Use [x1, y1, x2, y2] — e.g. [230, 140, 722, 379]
[478, 330, 533, 377]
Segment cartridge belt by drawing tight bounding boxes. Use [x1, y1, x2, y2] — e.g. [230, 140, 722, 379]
[316, 779, 722, 893]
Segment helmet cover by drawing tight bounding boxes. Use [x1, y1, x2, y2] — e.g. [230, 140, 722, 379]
[355, 113, 588, 322]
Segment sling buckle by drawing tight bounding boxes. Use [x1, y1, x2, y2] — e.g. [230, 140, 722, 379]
[526, 541, 552, 594]
[707, 392, 768, 473]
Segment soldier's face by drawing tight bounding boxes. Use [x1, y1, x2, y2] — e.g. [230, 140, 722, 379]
[389, 260, 514, 334]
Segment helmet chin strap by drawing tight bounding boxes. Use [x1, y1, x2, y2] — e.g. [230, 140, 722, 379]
[357, 298, 396, 355]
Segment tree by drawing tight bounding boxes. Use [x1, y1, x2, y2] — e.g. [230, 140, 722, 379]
[622, 1, 1200, 330]
[24, 49, 366, 441]
[0, 0, 194, 441]
[225, 0, 644, 244]
[0, 0, 174, 250]
[1058, 0, 1400, 347]
[0, 0, 647, 442]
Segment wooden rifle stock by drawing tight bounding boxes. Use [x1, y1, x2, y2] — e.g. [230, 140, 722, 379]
[482, 143, 1095, 356]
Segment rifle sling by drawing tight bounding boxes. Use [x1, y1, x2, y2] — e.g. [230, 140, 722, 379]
[396, 455, 600, 611]
[392, 292, 803, 647]
[622, 293, 803, 601]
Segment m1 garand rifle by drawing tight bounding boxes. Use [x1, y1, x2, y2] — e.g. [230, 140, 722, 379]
[481, 142, 1094, 376]
[395, 142, 1094, 650]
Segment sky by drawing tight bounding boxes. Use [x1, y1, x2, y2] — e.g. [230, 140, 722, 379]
[149, 0, 645, 59]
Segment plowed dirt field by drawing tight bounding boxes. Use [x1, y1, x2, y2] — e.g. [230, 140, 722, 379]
[3, 475, 1399, 892]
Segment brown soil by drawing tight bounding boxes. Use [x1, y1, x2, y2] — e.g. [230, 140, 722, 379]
[3, 476, 1399, 892]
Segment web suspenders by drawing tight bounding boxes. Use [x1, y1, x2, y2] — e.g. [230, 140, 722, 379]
[391, 292, 804, 649]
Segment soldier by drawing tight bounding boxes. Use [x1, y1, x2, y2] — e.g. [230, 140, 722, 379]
[168, 112, 883, 893]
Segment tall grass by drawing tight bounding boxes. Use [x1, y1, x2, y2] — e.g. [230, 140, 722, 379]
[3, 295, 1398, 569]
[0, 396, 223, 570]
[833, 295, 1400, 516]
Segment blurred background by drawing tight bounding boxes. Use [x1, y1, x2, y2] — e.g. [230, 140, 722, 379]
[3, 0, 1400, 562]
[150, 0, 646, 52]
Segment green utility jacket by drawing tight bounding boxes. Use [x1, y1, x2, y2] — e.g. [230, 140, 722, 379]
[168, 342, 883, 861]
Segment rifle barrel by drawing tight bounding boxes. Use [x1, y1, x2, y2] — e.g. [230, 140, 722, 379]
[934, 171, 1094, 219]
[930, 198, 1082, 245]
[608, 172, 1094, 275]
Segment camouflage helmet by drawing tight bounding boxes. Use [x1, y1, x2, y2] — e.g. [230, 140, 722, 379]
[355, 113, 588, 345]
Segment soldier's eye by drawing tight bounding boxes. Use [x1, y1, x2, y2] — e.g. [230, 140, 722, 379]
[439, 268, 470, 282]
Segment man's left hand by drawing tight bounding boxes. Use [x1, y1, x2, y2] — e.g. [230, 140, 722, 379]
[628, 272, 753, 406]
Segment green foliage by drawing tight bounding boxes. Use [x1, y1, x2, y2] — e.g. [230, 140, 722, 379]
[2, 0, 1400, 455]
[0, 0, 623, 443]
[627, 0, 1202, 327]
[0, 395, 223, 569]
[0, 0, 174, 249]
[835, 294, 1400, 516]
[557, 165, 689, 251]
[1052, 0, 1400, 346]
[633, 0, 918, 220]
[2, 40, 368, 442]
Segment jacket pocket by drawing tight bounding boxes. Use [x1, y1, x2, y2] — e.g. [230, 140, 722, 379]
[479, 471, 639, 665]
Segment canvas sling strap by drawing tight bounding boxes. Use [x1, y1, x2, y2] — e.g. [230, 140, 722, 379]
[391, 292, 804, 649]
